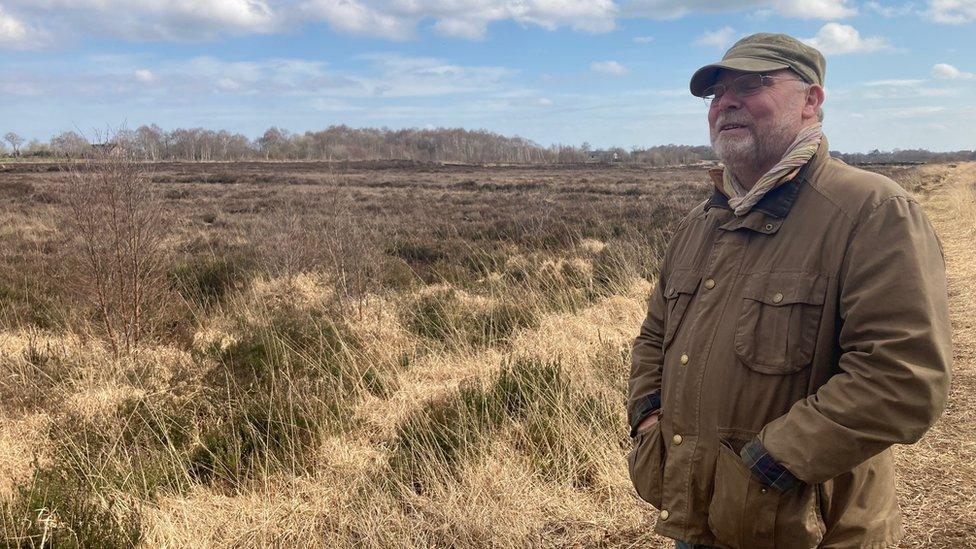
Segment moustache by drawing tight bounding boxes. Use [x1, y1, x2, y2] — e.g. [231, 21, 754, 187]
[714, 115, 753, 128]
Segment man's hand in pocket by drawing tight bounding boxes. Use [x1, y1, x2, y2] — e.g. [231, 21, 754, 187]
[636, 410, 661, 434]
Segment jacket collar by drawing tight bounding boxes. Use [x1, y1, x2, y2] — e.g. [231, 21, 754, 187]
[703, 134, 830, 220]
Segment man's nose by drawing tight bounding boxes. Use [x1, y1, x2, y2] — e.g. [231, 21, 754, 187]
[711, 90, 743, 111]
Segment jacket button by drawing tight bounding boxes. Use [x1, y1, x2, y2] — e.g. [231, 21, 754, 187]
[659, 509, 670, 521]
[764, 223, 774, 231]
[772, 292, 784, 303]
[704, 278, 715, 289]
[760, 487, 768, 494]
[672, 434, 683, 445]
[679, 354, 689, 365]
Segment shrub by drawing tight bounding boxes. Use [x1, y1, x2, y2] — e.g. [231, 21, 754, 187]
[61, 148, 172, 356]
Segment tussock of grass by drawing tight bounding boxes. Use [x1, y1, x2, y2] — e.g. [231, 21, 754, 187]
[405, 287, 539, 348]
[389, 358, 619, 494]
[171, 254, 253, 308]
[5, 465, 141, 548]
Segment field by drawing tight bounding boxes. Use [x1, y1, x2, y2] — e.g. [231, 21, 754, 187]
[0, 159, 971, 547]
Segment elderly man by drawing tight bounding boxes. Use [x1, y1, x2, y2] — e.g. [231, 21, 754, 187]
[626, 33, 952, 548]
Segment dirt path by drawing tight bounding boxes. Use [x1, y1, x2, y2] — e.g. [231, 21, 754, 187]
[895, 163, 976, 547]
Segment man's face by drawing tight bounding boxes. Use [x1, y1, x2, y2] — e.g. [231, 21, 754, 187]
[707, 69, 810, 171]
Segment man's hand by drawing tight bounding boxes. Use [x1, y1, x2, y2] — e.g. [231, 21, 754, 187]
[636, 410, 661, 434]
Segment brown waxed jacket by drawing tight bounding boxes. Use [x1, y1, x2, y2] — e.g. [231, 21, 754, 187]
[626, 136, 952, 548]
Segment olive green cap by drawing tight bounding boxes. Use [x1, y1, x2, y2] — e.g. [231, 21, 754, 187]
[689, 32, 826, 97]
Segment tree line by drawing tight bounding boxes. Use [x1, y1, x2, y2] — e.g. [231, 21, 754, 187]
[2, 126, 716, 166]
[3, 126, 973, 166]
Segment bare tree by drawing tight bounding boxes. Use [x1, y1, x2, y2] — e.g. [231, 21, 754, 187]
[61, 143, 170, 356]
[4, 132, 24, 156]
[50, 131, 90, 158]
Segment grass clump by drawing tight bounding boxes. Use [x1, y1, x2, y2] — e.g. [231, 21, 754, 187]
[189, 391, 323, 487]
[388, 358, 618, 493]
[405, 288, 538, 347]
[3, 465, 141, 548]
[170, 254, 253, 308]
[189, 299, 373, 488]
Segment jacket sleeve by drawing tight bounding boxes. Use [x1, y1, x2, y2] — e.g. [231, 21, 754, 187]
[627, 270, 668, 437]
[758, 195, 952, 484]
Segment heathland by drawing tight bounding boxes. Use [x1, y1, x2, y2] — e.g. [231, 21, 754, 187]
[0, 158, 971, 547]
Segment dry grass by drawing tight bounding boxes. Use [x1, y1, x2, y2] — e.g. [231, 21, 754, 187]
[0, 160, 971, 547]
[894, 163, 976, 546]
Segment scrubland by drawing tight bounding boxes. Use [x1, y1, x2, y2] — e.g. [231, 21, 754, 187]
[0, 159, 970, 547]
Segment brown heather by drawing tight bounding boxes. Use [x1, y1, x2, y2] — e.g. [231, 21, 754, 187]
[0, 157, 971, 547]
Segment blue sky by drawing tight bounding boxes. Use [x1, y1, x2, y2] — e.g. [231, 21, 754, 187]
[1, 0, 974, 152]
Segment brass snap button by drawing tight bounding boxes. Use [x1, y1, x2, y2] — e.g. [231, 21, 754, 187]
[764, 223, 774, 231]
[659, 509, 670, 521]
[679, 354, 689, 365]
[672, 434, 683, 445]
[704, 278, 715, 289]
[772, 292, 784, 304]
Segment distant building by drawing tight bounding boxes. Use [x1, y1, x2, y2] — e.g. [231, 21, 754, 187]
[91, 142, 126, 157]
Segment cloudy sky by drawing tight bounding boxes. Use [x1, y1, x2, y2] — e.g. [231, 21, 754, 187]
[1, 0, 975, 152]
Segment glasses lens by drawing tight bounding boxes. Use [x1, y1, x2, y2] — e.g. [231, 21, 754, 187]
[701, 83, 724, 101]
[733, 74, 765, 96]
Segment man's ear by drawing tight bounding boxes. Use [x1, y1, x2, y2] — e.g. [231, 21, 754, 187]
[803, 84, 826, 120]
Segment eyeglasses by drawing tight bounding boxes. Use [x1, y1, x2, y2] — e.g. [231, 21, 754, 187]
[701, 73, 802, 104]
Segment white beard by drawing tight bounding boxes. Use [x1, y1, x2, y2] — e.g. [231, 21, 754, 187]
[711, 111, 802, 174]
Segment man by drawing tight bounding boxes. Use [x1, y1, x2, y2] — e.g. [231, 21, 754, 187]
[626, 33, 952, 549]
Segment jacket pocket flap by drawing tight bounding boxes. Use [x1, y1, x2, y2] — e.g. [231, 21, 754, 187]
[742, 273, 827, 306]
[664, 270, 702, 299]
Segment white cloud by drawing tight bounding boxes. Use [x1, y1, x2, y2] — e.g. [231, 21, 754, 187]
[358, 53, 518, 96]
[0, 7, 40, 49]
[880, 105, 947, 119]
[774, 0, 856, 18]
[623, 0, 853, 20]
[695, 26, 736, 49]
[300, 0, 415, 40]
[300, 0, 616, 40]
[858, 79, 960, 99]
[216, 78, 243, 91]
[2, 52, 523, 104]
[931, 62, 975, 79]
[1, 0, 279, 43]
[927, 0, 976, 23]
[864, 79, 925, 87]
[514, 0, 618, 32]
[803, 23, 891, 55]
[0, 0, 875, 45]
[134, 69, 155, 83]
[590, 60, 629, 76]
[864, 1, 914, 17]
[433, 17, 491, 40]
[633, 35, 654, 43]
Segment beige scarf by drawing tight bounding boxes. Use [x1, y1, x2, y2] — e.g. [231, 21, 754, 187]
[716, 123, 823, 216]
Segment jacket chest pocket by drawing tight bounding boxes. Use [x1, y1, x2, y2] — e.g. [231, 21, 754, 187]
[663, 271, 702, 351]
[734, 273, 827, 374]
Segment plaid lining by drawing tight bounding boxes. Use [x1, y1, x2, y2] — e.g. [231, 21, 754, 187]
[740, 437, 800, 492]
[629, 390, 661, 437]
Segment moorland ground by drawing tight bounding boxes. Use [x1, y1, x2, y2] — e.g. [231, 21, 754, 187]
[0, 159, 971, 547]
